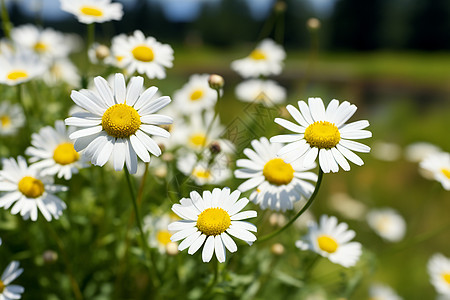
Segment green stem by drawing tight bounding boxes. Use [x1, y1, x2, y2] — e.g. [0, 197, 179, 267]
[87, 23, 95, 50]
[202, 259, 220, 298]
[16, 84, 31, 137]
[257, 169, 324, 243]
[0, 0, 11, 39]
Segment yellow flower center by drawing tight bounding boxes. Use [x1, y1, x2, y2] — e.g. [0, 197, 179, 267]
[249, 49, 266, 60]
[189, 133, 207, 148]
[132, 45, 154, 62]
[317, 235, 339, 253]
[192, 167, 212, 180]
[34, 41, 47, 52]
[442, 272, 450, 284]
[375, 216, 391, 233]
[263, 158, 294, 186]
[304, 121, 341, 149]
[156, 230, 172, 246]
[0, 280, 4, 293]
[197, 208, 231, 236]
[441, 168, 450, 179]
[53, 142, 80, 165]
[102, 103, 141, 139]
[7, 70, 28, 81]
[18, 176, 45, 198]
[190, 89, 204, 101]
[80, 6, 103, 17]
[116, 56, 124, 62]
[0, 115, 11, 127]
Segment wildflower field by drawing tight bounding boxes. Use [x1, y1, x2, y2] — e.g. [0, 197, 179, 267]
[0, 1, 449, 299]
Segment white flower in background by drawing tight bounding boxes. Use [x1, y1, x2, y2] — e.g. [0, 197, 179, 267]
[168, 188, 257, 263]
[0, 261, 24, 300]
[0, 156, 67, 221]
[65, 73, 173, 174]
[0, 49, 47, 86]
[88, 43, 110, 64]
[369, 283, 403, 300]
[60, 0, 123, 24]
[366, 208, 406, 242]
[328, 192, 367, 221]
[0, 101, 25, 136]
[295, 215, 362, 268]
[234, 137, 317, 212]
[177, 150, 232, 186]
[371, 141, 402, 162]
[111, 30, 174, 79]
[231, 39, 285, 78]
[235, 79, 286, 107]
[419, 152, 450, 190]
[428, 253, 450, 297]
[271, 97, 372, 173]
[173, 74, 217, 114]
[405, 142, 442, 163]
[43, 58, 80, 87]
[25, 120, 88, 180]
[143, 214, 178, 254]
[10, 24, 73, 60]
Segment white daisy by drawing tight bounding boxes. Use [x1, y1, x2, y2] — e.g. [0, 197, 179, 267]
[295, 215, 362, 268]
[371, 141, 402, 162]
[43, 58, 80, 87]
[60, 0, 123, 24]
[234, 137, 317, 212]
[270, 97, 372, 173]
[111, 30, 174, 79]
[405, 142, 442, 163]
[0, 48, 47, 86]
[88, 43, 110, 64]
[366, 208, 406, 242]
[25, 120, 88, 180]
[328, 192, 367, 221]
[0, 101, 25, 136]
[235, 79, 286, 107]
[64, 73, 173, 174]
[173, 74, 217, 114]
[177, 150, 232, 186]
[143, 214, 178, 254]
[369, 283, 403, 300]
[231, 39, 286, 78]
[0, 261, 24, 300]
[419, 152, 450, 190]
[0, 156, 67, 221]
[168, 187, 257, 263]
[10, 24, 73, 61]
[428, 253, 450, 296]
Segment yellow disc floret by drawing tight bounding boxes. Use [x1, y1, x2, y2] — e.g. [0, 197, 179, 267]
[192, 167, 212, 180]
[53, 142, 80, 165]
[304, 121, 341, 149]
[80, 6, 103, 17]
[442, 272, 450, 284]
[132, 45, 154, 62]
[197, 208, 231, 236]
[7, 70, 28, 81]
[249, 49, 266, 60]
[263, 158, 294, 186]
[102, 103, 141, 138]
[0, 279, 4, 293]
[34, 41, 47, 52]
[441, 168, 450, 179]
[190, 89, 204, 101]
[157, 230, 172, 246]
[18, 176, 45, 198]
[0, 115, 11, 127]
[317, 235, 339, 253]
[189, 133, 207, 148]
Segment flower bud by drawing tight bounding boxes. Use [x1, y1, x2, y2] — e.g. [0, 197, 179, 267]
[271, 243, 285, 255]
[42, 250, 58, 264]
[95, 44, 110, 61]
[307, 18, 321, 31]
[208, 74, 224, 90]
[166, 242, 179, 256]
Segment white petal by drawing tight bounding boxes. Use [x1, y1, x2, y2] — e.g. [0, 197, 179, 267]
[65, 117, 101, 127]
[330, 147, 350, 171]
[286, 104, 309, 127]
[302, 147, 319, 168]
[139, 124, 170, 138]
[134, 86, 158, 110]
[170, 226, 198, 242]
[113, 138, 126, 171]
[231, 220, 257, 232]
[138, 96, 171, 115]
[237, 176, 265, 192]
[130, 134, 150, 162]
[228, 198, 249, 216]
[298, 100, 313, 124]
[339, 139, 371, 153]
[135, 130, 161, 156]
[70, 90, 104, 115]
[94, 76, 115, 106]
[114, 73, 126, 104]
[308, 97, 326, 122]
[226, 227, 257, 242]
[214, 235, 226, 263]
[202, 235, 215, 262]
[336, 144, 364, 166]
[220, 232, 237, 253]
[178, 230, 201, 251]
[94, 136, 114, 166]
[188, 234, 207, 255]
[168, 220, 196, 231]
[140, 114, 173, 125]
[230, 210, 257, 220]
[340, 120, 370, 131]
[124, 139, 138, 174]
[126, 76, 144, 106]
[340, 130, 372, 140]
[278, 139, 307, 156]
[236, 159, 262, 170]
[270, 134, 302, 143]
[69, 126, 103, 139]
[274, 118, 304, 133]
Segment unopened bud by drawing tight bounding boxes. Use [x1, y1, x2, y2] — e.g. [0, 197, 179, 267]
[307, 18, 321, 31]
[166, 242, 179, 256]
[95, 44, 110, 61]
[42, 250, 58, 264]
[208, 74, 224, 90]
[154, 165, 168, 178]
[271, 243, 285, 255]
[209, 142, 221, 155]
[161, 152, 174, 162]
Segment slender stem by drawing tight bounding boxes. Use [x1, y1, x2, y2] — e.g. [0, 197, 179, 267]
[123, 167, 161, 287]
[202, 259, 220, 299]
[16, 84, 31, 137]
[0, 0, 11, 39]
[87, 23, 95, 50]
[257, 169, 324, 243]
[302, 254, 320, 280]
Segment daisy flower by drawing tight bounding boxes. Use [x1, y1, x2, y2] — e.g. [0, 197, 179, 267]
[369, 283, 403, 300]
[0, 101, 25, 136]
[143, 214, 178, 254]
[295, 215, 362, 268]
[64, 73, 173, 174]
[43, 58, 80, 87]
[234, 137, 317, 212]
[270, 97, 372, 173]
[0, 49, 47, 86]
[111, 30, 174, 79]
[405, 142, 441, 163]
[328, 192, 367, 221]
[60, 0, 123, 24]
[0, 261, 24, 300]
[25, 120, 88, 180]
[172, 74, 217, 114]
[168, 188, 257, 263]
[235, 79, 286, 107]
[366, 208, 406, 242]
[11, 24, 73, 61]
[419, 152, 450, 190]
[428, 253, 450, 297]
[371, 141, 402, 162]
[0, 156, 67, 221]
[231, 39, 285, 78]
